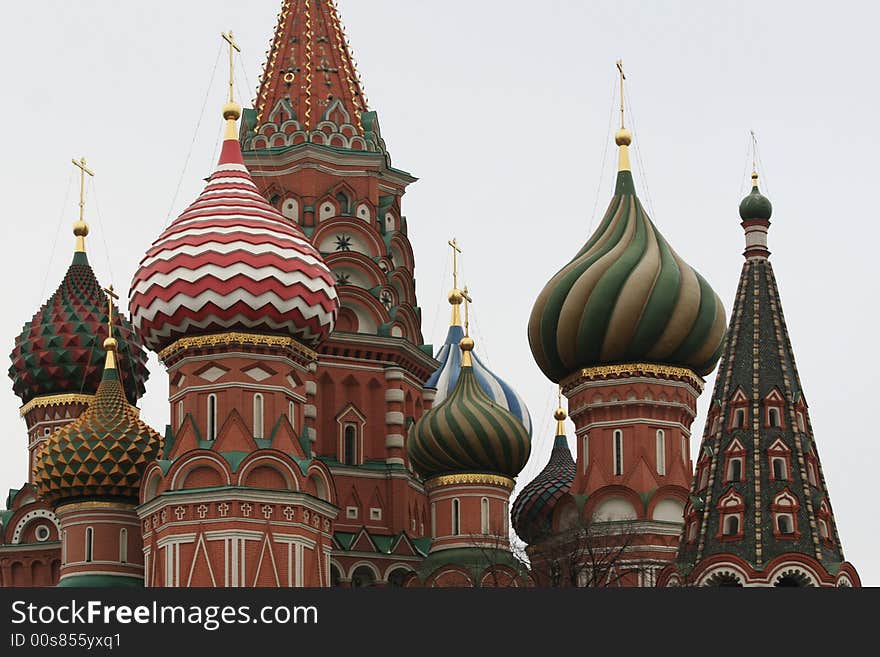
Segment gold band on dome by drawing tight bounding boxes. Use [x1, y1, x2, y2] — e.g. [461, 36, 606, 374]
[561, 363, 704, 389]
[425, 473, 515, 490]
[56, 501, 136, 513]
[158, 331, 317, 363]
[19, 394, 94, 417]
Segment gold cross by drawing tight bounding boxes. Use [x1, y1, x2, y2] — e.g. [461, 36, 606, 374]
[102, 284, 118, 338]
[221, 31, 241, 104]
[71, 157, 94, 224]
[448, 238, 462, 290]
[461, 285, 472, 336]
[616, 59, 626, 130]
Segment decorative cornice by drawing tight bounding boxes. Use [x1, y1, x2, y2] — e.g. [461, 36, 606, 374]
[19, 394, 94, 417]
[158, 332, 317, 365]
[425, 473, 515, 491]
[56, 501, 136, 513]
[562, 363, 704, 391]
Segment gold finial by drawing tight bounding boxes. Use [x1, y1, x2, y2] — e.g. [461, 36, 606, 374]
[447, 238, 464, 326]
[71, 157, 94, 253]
[102, 284, 119, 369]
[614, 60, 632, 172]
[554, 385, 567, 435]
[221, 31, 242, 138]
[459, 286, 474, 367]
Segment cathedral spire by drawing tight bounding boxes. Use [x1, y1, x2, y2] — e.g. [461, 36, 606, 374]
[253, 0, 368, 134]
[615, 59, 632, 173]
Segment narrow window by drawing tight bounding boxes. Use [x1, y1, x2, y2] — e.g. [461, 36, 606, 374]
[481, 498, 490, 534]
[796, 412, 805, 432]
[723, 515, 739, 536]
[253, 393, 264, 439]
[119, 528, 128, 564]
[452, 499, 461, 536]
[431, 503, 436, 537]
[613, 430, 623, 476]
[343, 424, 357, 465]
[681, 435, 688, 465]
[727, 458, 743, 482]
[807, 462, 817, 486]
[85, 527, 94, 563]
[62, 530, 67, 565]
[772, 457, 787, 481]
[334, 191, 349, 214]
[733, 408, 745, 428]
[207, 394, 217, 440]
[177, 400, 183, 428]
[768, 407, 781, 427]
[818, 519, 829, 539]
[687, 521, 697, 541]
[288, 401, 295, 428]
[583, 434, 589, 473]
[656, 430, 666, 475]
[778, 515, 793, 534]
[699, 465, 709, 490]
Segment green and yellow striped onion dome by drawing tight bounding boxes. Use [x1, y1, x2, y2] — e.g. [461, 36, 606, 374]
[408, 338, 531, 480]
[33, 342, 162, 507]
[528, 166, 727, 382]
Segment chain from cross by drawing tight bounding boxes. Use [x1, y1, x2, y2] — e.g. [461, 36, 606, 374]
[71, 157, 94, 223]
[102, 284, 119, 339]
[221, 31, 241, 104]
[448, 237, 462, 290]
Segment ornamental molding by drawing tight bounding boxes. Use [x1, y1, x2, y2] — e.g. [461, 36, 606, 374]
[158, 331, 317, 364]
[19, 394, 94, 418]
[425, 473, 515, 491]
[562, 363, 704, 391]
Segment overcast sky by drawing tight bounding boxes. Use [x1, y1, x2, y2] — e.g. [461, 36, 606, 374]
[1, 0, 876, 585]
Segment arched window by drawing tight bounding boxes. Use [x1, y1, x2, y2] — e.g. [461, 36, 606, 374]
[796, 412, 806, 432]
[681, 435, 688, 465]
[807, 461, 817, 486]
[656, 430, 666, 475]
[777, 514, 793, 534]
[288, 401, 295, 429]
[119, 529, 128, 564]
[723, 515, 739, 536]
[768, 407, 781, 427]
[61, 530, 67, 565]
[343, 424, 357, 465]
[772, 457, 787, 481]
[613, 430, 623, 476]
[177, 401, 183, 428]
[818, 519, 829, 539]
[727, 458, 743, 482]
[334, 191, 350, 214]
[253, 393, 264, 439]
[451, 499, 461, 536]
[85, 527, 94, 563]
[431, 503, 436, 537]
[481, 498, 490, 534]
[207, 394, 218, 440]
[733, 408, 746, 428]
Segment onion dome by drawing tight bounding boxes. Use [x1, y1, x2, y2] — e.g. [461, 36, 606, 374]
[33, 334, 162, 506]
[528, 123, 727, 382]
[426, 288, 532, 434]
[739, 172, 772, 220]
[9, 224, 149, 407]
[511, 404, 575, 545]
[129, 102, 338, 353]
[409, 336, 531, 480]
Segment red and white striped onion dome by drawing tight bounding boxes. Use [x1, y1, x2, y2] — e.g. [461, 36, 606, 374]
[129, 121, 338, 353]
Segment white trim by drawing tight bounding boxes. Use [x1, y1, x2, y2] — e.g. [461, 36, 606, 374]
[253, 393, 264, 439]
[207, 393, 218, 440]
[613, 430, 623, 476]
[480, 497, 490, 534]
[656, 429, 666, 476]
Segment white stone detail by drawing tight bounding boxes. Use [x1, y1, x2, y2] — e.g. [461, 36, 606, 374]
[304, 404, 317, 419]
[174, 506, 186, 520]
[385, 369, 405, 381]
[385, 434, 405, 449]
[244, 366, 273, 382]
[304, 381, 317, 396]
[385, 411, 405, 426]
[385, 389, 405, 403]
[198, 366, 227, 383]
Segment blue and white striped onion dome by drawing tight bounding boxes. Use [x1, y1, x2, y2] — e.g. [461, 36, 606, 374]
[426, 324, 532, 435]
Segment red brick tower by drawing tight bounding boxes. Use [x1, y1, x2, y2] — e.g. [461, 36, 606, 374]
[128, 33, 341, 587]
[240, 1, 437, 586]
[526, 66, 727, 585]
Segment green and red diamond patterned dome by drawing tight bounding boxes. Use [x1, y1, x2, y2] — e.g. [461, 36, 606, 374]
[9, 251, 149, 406]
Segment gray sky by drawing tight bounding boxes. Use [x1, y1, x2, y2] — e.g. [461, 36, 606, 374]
[1, 0, 876, 585]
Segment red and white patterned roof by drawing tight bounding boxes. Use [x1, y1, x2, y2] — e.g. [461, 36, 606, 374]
[129, 134, 338, 352]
